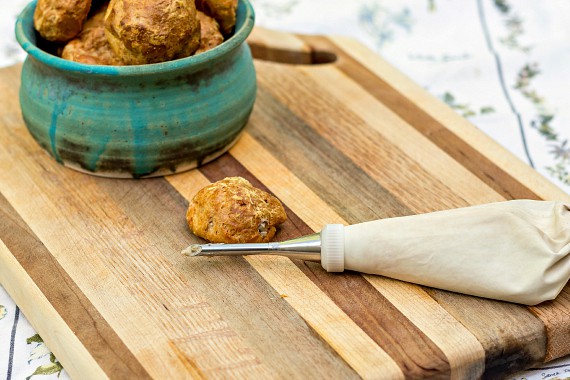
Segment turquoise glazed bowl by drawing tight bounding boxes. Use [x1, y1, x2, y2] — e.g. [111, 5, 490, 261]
[15, 0, 256, 178]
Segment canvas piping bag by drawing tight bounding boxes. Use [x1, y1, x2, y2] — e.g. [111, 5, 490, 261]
[343, 200, 570, 305]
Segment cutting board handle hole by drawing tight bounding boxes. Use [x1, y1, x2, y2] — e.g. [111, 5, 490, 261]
[249, 43, 337, 65]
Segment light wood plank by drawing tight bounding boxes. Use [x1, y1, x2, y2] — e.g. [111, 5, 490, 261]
[364, 276, 485, 380]
[0, 148, 269, 379]
[426, 288, 547, 375]
[0, 239, 108, 380]
[248, 27, 313, 64]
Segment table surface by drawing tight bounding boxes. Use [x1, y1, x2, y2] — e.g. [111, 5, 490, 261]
[1, 1, 570, 379]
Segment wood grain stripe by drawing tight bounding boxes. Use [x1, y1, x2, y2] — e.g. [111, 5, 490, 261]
[299, 64, 504, 206]
[304, 35, 541, 202]
[200, 156, 402, 378]
[0, 193, 151, 379]
[425, 288, 546, 378]
[0, 240, 109, 380]
[248, 87, 414, 224]
[199, 149, 489, 378]
[98, 174, 359, 379]
[328, 36, 570, 204]
[298, 38, 568, 374]
[244, 254, 405, 380]
[250, 59, 551, 376]
[364, 276, 485, 379]
[296, 42, 558, 373]
[0, 169, 269, 379]
[298, 262, 452, 378]
[227, 135, 492, 378]
[0, 193, 152, 379]
[529, 288, 570, 361]
[255, 62, 471, 213]
[199, 154, 456, 377]
[303, 37, 570, 363]
[168, 165, 405, 380]
[232, 125, 560, 376]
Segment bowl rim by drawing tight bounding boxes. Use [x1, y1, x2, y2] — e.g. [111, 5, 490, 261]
[15, 0, 255, 76]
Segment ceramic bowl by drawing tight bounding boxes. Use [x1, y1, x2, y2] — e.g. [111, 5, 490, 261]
[15, 0, 256, 178]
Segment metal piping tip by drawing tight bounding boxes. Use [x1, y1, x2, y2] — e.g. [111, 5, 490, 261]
[182, 244, 203, 257]
[182, 232, 323, 262]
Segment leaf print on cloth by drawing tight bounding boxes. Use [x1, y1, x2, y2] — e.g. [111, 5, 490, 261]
[547, 141, 570, 186]
[0, 304, 6, 320]
[408, 53, 471, 63]
[493, 0, 509, 13]
[441, 92, 495, 118]
[492, 2, 569, 186]
[28, 340, 51, 363]
[251, 0, 299, 18]
[514, 63, 542, 104]
[359, 3, 413, 49]
[26, 334, 64, 379]
[26, 362, 64, 380]
[514, 63, 558, 141]
[493, 0, 531, 53]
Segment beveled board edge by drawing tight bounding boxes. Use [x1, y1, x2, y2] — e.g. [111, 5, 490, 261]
[0, 191, 151, 379]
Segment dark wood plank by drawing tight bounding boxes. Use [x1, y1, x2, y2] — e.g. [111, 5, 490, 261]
[529, 287, 570, 361]
[425, 288, 546, 379]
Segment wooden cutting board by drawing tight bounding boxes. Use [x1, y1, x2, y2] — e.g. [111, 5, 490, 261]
[1, 27, 570, 380]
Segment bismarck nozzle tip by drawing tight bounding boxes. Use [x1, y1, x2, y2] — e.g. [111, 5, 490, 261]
[182, 244, 203, 257]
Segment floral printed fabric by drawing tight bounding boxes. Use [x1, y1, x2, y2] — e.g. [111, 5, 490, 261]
[0, 1, 569, 379]
[0, 287, 68, 380]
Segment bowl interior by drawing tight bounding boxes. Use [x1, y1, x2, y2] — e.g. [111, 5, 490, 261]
[15, 0, 255, 76]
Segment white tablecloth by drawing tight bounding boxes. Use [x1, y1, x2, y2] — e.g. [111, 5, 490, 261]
[1, 1, 569, 379]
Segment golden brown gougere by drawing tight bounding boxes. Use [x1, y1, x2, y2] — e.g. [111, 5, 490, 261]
[195, 0, 238, 36]
[61, 3, 124, 65]
[104, 0, 201, 65]
[187, 177, 288, 244]
[34, 0, 92, 42]
[196, 11, 224, 54]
